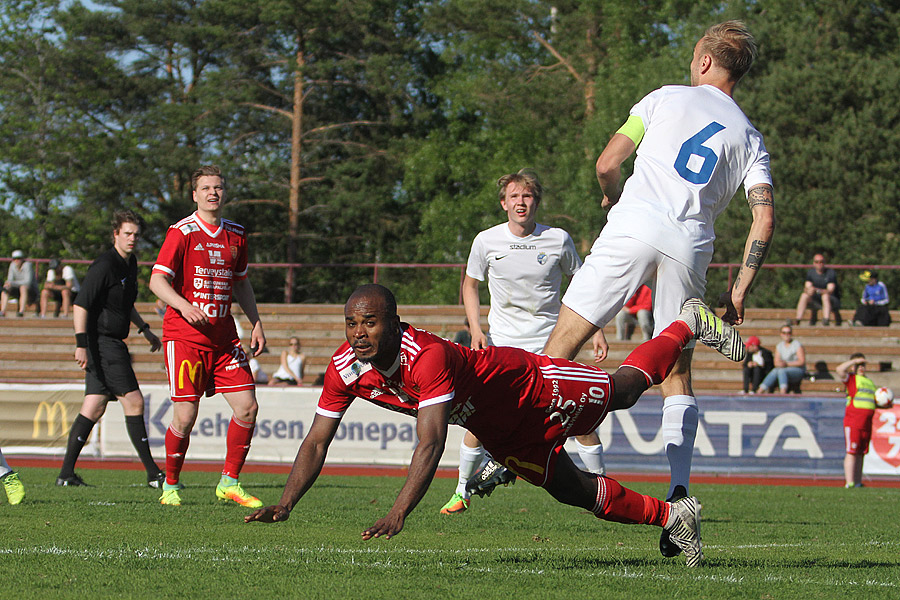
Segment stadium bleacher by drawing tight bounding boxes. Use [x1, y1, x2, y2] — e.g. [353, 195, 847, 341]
[2, 303, 898, 395]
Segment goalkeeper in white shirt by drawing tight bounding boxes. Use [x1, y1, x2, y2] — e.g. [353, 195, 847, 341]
[543, 20, 775, 558]
[441, 169, 608, 515]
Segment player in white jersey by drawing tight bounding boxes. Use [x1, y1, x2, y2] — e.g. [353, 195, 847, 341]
[466, 223, 580, 351]
[441, 169, 607, 515]
[543, 21, 775, 558]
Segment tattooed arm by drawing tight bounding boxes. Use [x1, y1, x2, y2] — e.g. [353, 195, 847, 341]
[720, 184, 775, 325]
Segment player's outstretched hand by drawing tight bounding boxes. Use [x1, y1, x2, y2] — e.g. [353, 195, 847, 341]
[74, 347, 88, 370]
[250, 321, 266, 356]
[361, 512, 405, 541]
[718, 291, 744, 326]
[244, 505, 290, 524]
[144, 330, 162, 352]
[600, 195, 619, 209]
[470, 330, 488, 351]
[180, 304, 209, 326]
[591, 329, 608, 363]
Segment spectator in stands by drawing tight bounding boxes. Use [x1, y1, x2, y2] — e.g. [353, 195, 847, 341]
[741, 335, 773, 394]
[795, 253, 841, 326]
[852, 271, 891, 327]
[615, 285, 653, 341]
[269, 336, 306, 386]
[757, 324, 806, 394]
[40, 258, 80, 318]
[836, 353, 878, 488]
[1, 250, 38, 317]
[249, 352, 269, 385]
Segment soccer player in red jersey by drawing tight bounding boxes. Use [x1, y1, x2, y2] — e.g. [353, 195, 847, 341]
[246, 285, 745, 567]
[150, 165, 267, 508]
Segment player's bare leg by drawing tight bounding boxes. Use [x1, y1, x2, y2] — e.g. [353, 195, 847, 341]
[160, 401, 199, 505]
[546, 307, 607, 472]
[543, 451, 702, 567]
[217, 390, 262, 508]
[542, 305, 598, 361]
[844, 453, 864, 488]
[659, 297, 746, 556]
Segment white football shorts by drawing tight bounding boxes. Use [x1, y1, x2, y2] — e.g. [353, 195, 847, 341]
[562, 231, 706, 345]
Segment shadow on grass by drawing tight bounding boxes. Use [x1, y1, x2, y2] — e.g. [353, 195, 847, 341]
[702, 556, 899, 569]
[703, 516, 821, 526]
[493, 552, 663, 570]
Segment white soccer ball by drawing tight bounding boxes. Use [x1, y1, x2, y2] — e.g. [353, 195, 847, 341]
[875, 387, 894, 409]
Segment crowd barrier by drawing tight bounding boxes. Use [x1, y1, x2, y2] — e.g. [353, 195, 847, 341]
[3, 384, 899, 477]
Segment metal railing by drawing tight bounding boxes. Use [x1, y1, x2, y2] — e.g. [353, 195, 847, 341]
[3, 257, 898, 304]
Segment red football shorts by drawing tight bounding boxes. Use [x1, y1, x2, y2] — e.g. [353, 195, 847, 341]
[843, 407, 874, 455]
[844, 425, 872, 455]
[164, 339, 255, 401]
[476, 356, 614, 487]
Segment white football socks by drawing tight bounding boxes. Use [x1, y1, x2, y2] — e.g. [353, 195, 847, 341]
[0, 449, 12, 478]
[574, 439, 606, 475]
[456, 440, 485, 497]
[662, 394, 698, 499]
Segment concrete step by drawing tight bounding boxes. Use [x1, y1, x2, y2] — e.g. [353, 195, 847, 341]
[4, 304, 899, 396]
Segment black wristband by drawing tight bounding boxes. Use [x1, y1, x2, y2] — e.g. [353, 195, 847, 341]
[75, 333, 88, 348]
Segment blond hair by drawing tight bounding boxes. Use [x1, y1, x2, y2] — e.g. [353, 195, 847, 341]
[700, 20, 757, 82]
[497, 169, 543, 203]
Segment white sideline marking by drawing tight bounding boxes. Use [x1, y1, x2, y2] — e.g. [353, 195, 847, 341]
[2, 543, 898, 588]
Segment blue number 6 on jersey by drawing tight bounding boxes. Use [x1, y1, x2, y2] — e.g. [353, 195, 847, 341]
[673, 121, 725, 184]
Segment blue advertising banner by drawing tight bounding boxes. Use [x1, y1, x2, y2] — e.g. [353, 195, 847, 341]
[592, 395, 846, 476]
[5, 385, 898, 478]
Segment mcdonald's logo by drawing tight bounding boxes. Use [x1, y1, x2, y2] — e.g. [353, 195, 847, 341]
[179, 360, 204, 389]
[33, 401, 70, 439]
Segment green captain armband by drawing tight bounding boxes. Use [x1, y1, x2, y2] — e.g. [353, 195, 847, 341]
[616, 115, 645, 146]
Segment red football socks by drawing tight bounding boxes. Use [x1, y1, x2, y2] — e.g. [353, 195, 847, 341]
[164, 426, 190, 486]
[222, 416, 255, 479]
[591, 475, 669, 526]
[620, 320, 693, 385]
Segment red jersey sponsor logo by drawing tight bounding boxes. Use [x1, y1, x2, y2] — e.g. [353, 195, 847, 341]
[178, 360, 203, 390]
[154, 214, 247, 349]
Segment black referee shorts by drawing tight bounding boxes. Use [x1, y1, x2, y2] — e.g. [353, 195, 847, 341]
[85, 335, 140, 398]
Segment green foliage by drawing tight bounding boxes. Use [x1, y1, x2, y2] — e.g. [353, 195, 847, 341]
[407, 0, 719, 262]
[198, 0, 440, 302]
[3, 467, 899, 598]
[1, 1, 899, 306]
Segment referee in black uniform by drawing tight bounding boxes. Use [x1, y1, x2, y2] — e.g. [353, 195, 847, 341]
[57, 210, 165, 487]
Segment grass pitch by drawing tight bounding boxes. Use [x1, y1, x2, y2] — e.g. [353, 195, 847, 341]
[2, 467, 898, 599]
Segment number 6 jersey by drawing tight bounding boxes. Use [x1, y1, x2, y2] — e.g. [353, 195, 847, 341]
[152, 212, 248, 350]
[606, 84, 772, 274]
